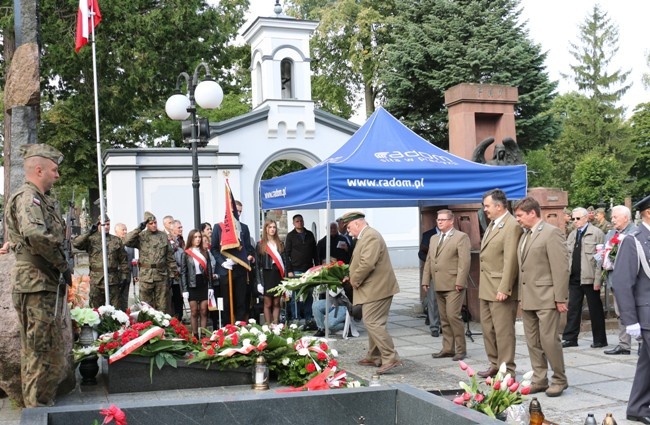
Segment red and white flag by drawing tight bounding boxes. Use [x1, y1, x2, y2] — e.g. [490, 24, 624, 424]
[75, 0, 102, 53]
[220, 180, 251, 270]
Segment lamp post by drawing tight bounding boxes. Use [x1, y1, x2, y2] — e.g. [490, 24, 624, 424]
[165, 62, 223, 230]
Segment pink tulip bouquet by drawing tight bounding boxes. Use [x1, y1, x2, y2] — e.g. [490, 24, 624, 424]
[453, 361, 533, 419]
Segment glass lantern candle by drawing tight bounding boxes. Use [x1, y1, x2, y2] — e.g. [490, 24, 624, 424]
[252, 355, 269, 390]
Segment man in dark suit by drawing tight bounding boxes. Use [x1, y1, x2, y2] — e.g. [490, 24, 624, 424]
[611, 195, 650, 424]
[478, 189, 522, 378]
[418, 226, 441, 337]
[342, 211, 401, 375]
[211, 201, 255, 324]
[514, 197, 570, 398]
[422, 209, 470, 361]
[561, 207, 607, 348]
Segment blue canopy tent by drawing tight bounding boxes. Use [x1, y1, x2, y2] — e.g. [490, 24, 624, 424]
[260, 107, 527, 211]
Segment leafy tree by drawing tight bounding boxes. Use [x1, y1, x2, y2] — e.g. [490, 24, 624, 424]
[629, 102, 650, 201]
[382, 0, 558, 151]
[569, 152, 626, 208]
[2, 0, 251, 195]
[287, 0, 396, 119]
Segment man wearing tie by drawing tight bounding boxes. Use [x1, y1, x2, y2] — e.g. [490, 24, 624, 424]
[477, 189, 522, 378]
[561, 207, 607, 349]
[422, 209, 470, 361]
[514, 196, 570, 397]
[611, 195, 650, 424]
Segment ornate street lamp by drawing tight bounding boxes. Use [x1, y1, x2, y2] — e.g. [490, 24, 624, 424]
[166, 62, 223, 229]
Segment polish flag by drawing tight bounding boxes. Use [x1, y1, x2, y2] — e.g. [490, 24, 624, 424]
[75, 0, 102, 53]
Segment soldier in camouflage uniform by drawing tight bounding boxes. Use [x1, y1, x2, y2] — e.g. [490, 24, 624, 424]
[6, 144, 73, 407]
[73, 215, 129, 309]
[594, 207, 612, 233]
[124, 211, 177, 312]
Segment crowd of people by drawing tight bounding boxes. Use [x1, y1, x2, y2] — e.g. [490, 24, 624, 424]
[419, 188, 649, 423]
[4, 143, 648, 422]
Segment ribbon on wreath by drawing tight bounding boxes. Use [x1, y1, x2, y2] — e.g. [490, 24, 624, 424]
[109, 326, 165, 364]
[294, 337, 330, 372]
[276, 366, 346, 392]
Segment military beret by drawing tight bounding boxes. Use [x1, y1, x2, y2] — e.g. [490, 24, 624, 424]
[595, 207, 606, 214]
[20, 144, 64, 165]
[634, 195, 650, 212]
[587, 206, 595, 212]
[98, 214, 110, 222]
[340, 211, 365, 224]
[144, 211, 156, 222]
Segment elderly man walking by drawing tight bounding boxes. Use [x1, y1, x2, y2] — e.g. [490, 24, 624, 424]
[341, 211, 401, 375]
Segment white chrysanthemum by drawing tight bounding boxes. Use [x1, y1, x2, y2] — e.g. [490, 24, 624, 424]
[242, 339, 252, 347]
[286, 337, 293, 345]
[113, 310, 130, 324]
[258, 334, 267, 343]
[249, 327, 260, 335]
[248, 318, 256, 324]
[98, 305, 115, 315]
[289, 323, 297, 330]
[281, 357, 290, 366]
[162, 319, 170, 327]
[262, 325, 270, 333]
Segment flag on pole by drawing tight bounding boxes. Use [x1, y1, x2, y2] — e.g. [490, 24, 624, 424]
[220, 180, 251, 270]
[75, 0, 102, 53]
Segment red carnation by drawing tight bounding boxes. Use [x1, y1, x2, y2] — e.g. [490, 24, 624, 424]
[206, 348, 215, 356]
[99, 404, 127, 425]
[306, 363, 316, 373]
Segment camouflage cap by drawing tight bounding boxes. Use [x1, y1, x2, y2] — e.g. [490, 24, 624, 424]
[563, 208, 572, 215]
[587, 206, 595, 212]
[595, 207, 606, 214]
[20, 144, 64, 165]
[144, 211, 156, 222]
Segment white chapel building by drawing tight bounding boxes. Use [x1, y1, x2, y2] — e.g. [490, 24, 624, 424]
[103, 11, 420, 267]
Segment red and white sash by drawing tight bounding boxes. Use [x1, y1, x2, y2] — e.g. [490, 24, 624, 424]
[185, 248, 207, 273]
[266, 243, 285, 279]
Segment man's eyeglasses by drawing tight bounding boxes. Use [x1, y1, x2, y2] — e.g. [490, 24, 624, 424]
[571, 216, 586, 221]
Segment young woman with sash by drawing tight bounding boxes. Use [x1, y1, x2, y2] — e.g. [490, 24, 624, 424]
[255, 220, 286, 324]
[181, 229, 215, 338]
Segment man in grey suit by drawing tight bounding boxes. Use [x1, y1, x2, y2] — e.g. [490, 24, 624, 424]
[514, 197, 570, 398]
[478, 189, 522, 378]
[341, 211, 401, 375]
[611, 195, 650, 424]
[601, 206, 637, 355]
[422, 209, 470, 361]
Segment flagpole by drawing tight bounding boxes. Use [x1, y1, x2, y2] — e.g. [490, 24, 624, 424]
[89, 6, 111, 307]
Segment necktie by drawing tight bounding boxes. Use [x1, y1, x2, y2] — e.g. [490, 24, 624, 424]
[436, 233, 446, 256]
[520, 230, 530, 254]
[484, 221, 496, 239]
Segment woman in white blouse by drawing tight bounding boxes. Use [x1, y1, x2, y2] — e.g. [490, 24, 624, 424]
[181, 229, 215, 338]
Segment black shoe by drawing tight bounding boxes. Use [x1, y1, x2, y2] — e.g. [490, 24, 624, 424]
[604, 345, 631, 355]
[304, 320, 318, 331]
[590, 342, 608, 348]
[313, 329, 325, 337]
[627, 415, 650, 424]
[424, 317, 430, 326]
[431, 329, 440, 337]
[562, 340, 578, 348]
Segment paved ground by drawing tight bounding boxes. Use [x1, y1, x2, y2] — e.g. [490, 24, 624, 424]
[0, 267, 641, 424]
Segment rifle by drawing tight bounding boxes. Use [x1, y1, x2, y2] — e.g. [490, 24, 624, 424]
[56, 190, 75, 317]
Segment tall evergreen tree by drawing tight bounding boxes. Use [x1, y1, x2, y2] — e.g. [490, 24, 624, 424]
[382, 0, 558, 151]
[629, 102, 650, 201]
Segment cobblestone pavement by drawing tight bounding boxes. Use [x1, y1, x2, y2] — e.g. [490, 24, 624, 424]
[0, 268, 640, 424]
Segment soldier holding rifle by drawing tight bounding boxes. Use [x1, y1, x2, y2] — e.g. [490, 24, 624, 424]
[5, 144, 73, 407]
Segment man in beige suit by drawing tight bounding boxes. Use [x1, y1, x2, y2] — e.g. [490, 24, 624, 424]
[478, 189, 522, 378]
[341, 211, 401, 375]
[422, 209, 471, 361]
[514, 197, 570, 397]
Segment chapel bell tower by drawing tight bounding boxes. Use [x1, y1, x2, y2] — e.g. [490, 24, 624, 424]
[240, 3, 319, 138]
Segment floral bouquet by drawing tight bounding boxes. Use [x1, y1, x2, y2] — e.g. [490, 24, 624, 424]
[72, 344, 100, 363]
[92, 404, 127, 425]
[276, 366, 363, 392]
[96, 305, 131, 336]
[186, 320, 296, 370]
[275, 336, 339, 387]
[269, 261, 349, 301]
[453, 361, 532, 419]
[70, 307, 101, 327]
